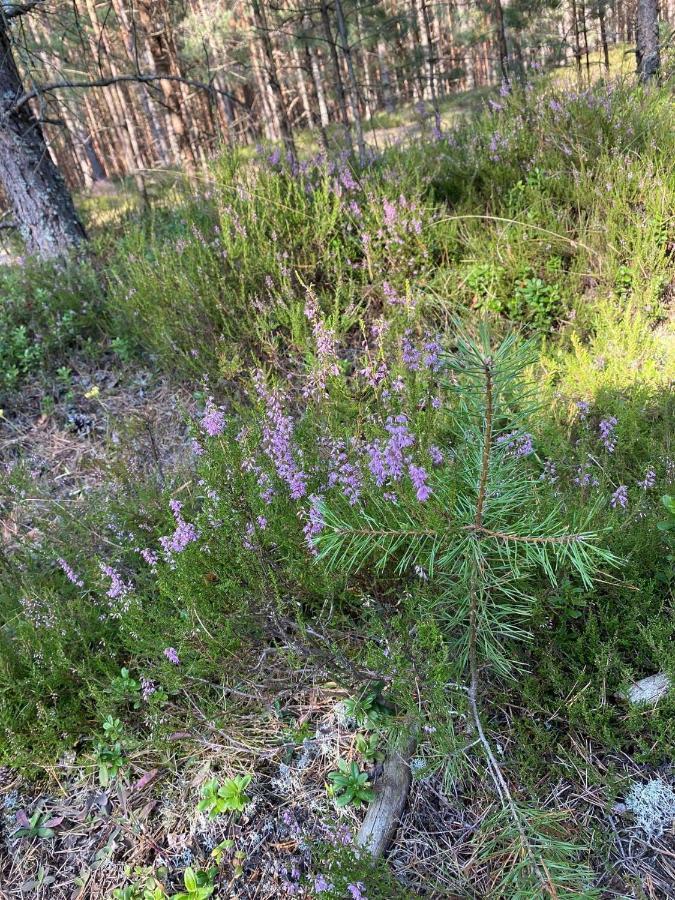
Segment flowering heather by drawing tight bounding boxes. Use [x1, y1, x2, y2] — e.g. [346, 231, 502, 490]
[409, 464, 431, 501]
[191, 439, 205, 456]
[304, 291, 340, 398]
[254, 372, 307, 499]
[159, 499, 200, 556]
[599, 416, 618, 452]
[422, 335, 442, 371]
[429, 445, 444, 466]
[574, 466, 599, 488]
[367, 415, 416, 487]
[303, 494, 325, 553]
[100, 564, 132, 600]
[382, 280, 404, 305]
[497, 430, 534, 458]
[637, 468, 656, 490]
[141, 677, 157, 701]
[139, 548, 159, 569]
[201, 398, 226, 437]
[383, 198, 397, 227]
[347, 883, 368, 900]
[401, 330, 421, 371]
[611, 484, 628, 509]
[314, 874, 333, 893]
[164, 647, 180, 665]
[327, 442, 363, 505]
[58, 558, 83, 588]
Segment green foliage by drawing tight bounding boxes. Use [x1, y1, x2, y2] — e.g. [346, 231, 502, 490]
[327, 759, 374, 808]
[12, 808, 59, 841]
[197, 775, 253, 817]
[0, 257, 102, 401]
[169, 867, 217, 900]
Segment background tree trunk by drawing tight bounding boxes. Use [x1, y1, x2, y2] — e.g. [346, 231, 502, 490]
[636, 0, 660, 81]
[0, 18, 86, 257]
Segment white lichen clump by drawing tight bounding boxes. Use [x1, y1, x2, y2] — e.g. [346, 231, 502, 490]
[625, 779, 675, 838]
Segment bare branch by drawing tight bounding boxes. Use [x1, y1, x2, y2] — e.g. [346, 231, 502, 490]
[6, 72, 247, 114]
[3, 0, 44, 20]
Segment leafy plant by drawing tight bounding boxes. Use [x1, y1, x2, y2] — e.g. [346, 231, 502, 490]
[342, 688, 390, 731]
[197, 775, 252, 817]
[95, 740, 124, 786]
[328, 759, 375, 808]
[169, 867, 217, 900]
[12, 808, 61, 840]
[355, 732, 384, 764]
[110, 668, 142, 709]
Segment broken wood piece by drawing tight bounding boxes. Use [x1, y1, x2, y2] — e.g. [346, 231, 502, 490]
[356, 733, 417, 858]
[624, 672, 671, 706]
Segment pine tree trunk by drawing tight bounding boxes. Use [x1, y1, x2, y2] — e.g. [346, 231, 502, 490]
[250, 0, 296, 158]
[319, 0, 353, 155]
[136, 0, 198, 171]
[636, 0, 660, 80]
[0, 19, 86, 258]
[493, 0, 511, 88]
[334, 0, 366, 165]
[598, 2, 611, 71]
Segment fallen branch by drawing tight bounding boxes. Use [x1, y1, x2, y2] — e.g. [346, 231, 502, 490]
[356, 731, 417, 858]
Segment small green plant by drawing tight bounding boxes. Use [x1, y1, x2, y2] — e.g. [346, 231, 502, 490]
[197, 775, 252, 817]
[169, 867, 217, 900]
[327, 759, 374, 808]
[102, 715, 124, 741]
[12, 808, 60, 840]
[355, 732, 384, 764]
[95, 736, 125, 786]
[342, 688, 390, 730]
[110, 668, 142, 708]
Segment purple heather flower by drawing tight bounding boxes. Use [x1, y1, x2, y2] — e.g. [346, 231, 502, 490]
[637, 468, 656, 490]
[191, 439, 204, 456]
[201, 398, 226, 437]
[141, 677, 157, 701]
[408, 464, 431, 501]
[100, 564, 132, 600]
[164, 647, 180, 665]
[383, 199, 397, 227]
[58, 558, 83, 588]
[401, 330, 421, 371]
[610, 484, 628, 509]
[160, 500, 200, 556]
[422, 335, 442, 371]
[140, 548, 159, 569]
[599, 416, 618, 452]
[574, 467, 599, 488]
[497, 430, 534, 458]
[314, 874, 333, 893]
[382, 280, 404, 305]
[303, 494, 324, 554]
[347, 883, 368, 900]
[255, 372, 307, 499]
[257, 515, 268, 529]
[429, 445, 444, 466]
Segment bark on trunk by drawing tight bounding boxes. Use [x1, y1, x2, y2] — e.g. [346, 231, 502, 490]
[334, 0, 366, 165]
[0, 18, 86, 258]
[636, 0, 660, 81]
[493, 0, 511, 88]
[250, 0, 296, 159]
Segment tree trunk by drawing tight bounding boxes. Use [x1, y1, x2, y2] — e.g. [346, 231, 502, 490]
[597, 1, 611, 71]
[319, 0, 353, 155]
[334, 0, 367, 165]
[0, 18, 86, 258]
[493, 0, 511, 88]
[636, 0, 660, 81]
[249, 0, 296, 158]
[136, 0, 198, 171]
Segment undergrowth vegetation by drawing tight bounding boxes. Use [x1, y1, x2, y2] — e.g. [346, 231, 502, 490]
[1, 73, 673, 897]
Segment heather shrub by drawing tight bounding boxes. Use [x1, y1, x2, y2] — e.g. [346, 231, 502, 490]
[0, 256, 102, 402]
